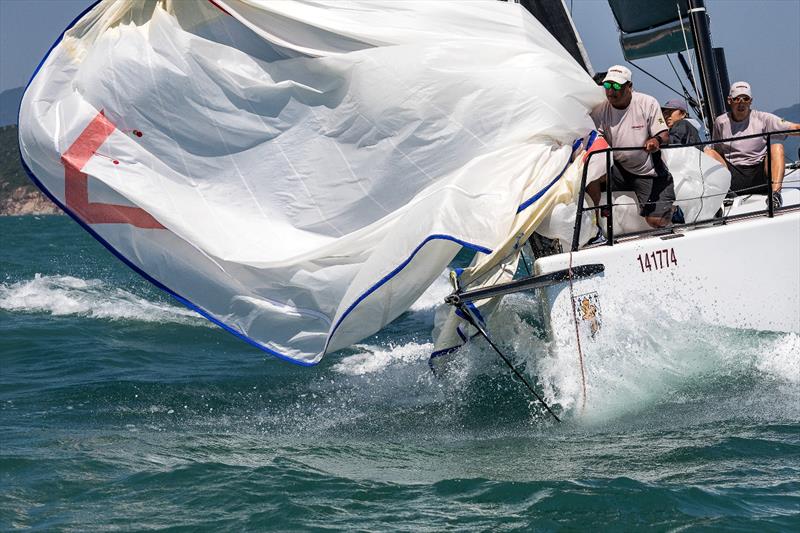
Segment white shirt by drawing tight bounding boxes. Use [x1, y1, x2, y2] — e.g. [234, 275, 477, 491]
[590, 91, 668, 176]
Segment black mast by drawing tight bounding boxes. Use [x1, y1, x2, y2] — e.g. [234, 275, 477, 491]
[518, 0, 593, 74]
[687, 0, 725, 130]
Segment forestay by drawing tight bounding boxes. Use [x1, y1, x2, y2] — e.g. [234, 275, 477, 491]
[19, 0, 602, 364]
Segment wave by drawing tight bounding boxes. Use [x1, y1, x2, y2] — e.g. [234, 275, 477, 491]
[0, 274, 203, 325]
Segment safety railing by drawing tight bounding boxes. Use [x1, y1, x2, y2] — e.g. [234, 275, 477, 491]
[571, 128, 800, 252]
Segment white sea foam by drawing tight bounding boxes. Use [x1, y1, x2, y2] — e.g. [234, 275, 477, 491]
[756, 332, 800, 384]
[0, 274, 203, 325]
[532, 297, 727, 421]
[409, 271, 452, 311]
[332, 342, 432, 375]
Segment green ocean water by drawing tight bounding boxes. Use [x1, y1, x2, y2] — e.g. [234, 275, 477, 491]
[1, 215, 798, 531]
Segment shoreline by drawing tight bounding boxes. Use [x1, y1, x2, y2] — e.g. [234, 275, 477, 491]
[0, 185, 62, 216]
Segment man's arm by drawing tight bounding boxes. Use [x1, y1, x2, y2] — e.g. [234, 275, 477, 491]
[704, 115, 727, 163]
[686, 122, 701, 145]
[765, 112, 800, 136]
[644, 129, 669, 153]
[645, 98, 669, 152]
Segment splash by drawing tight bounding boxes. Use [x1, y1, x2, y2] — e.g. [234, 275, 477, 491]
[333, 342, 433, 376]
[0, 274, 203, 325]
[322, 284, 798, 428]
[754, 332, 800, 384]
[409, 272, 453, 312]
[523, 295, 799, 423]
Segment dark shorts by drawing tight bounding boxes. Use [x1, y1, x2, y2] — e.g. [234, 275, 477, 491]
[610, 157, 676, 219]
[726, 160, 771, 196]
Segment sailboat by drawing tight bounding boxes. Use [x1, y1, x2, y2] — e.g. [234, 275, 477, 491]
[18, 0, 798, 409]
[432, 0, 800, 390]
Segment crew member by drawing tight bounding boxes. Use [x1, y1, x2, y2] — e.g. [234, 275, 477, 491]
[705, 81, 800, 208]
[661, 99, 701, 146]
[588, 65, 681, 228]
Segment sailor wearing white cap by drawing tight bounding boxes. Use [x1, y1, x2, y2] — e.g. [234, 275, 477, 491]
[588, 65, 681, 228]
[705, 82, 800, 208]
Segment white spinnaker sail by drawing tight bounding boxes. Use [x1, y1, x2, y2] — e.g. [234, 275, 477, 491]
[19, 0, 602, 364]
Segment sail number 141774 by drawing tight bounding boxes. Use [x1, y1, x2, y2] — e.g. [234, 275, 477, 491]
[636, 248, 677, 272]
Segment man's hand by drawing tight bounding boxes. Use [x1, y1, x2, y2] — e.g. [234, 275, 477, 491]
[643, 136, 661, 153]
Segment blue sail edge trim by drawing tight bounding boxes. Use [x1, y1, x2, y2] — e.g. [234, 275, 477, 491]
[430, 345, 462, 359]
[324, 235, 493, 353]
[515, 137, 585, 214]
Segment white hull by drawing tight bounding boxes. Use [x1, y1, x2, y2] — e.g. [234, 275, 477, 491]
[535, 209, 800, 347]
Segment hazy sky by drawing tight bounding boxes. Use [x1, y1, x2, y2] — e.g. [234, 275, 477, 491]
[1, 0, 798, 112]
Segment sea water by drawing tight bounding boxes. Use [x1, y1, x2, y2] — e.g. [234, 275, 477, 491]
[1, 215, 798, 530]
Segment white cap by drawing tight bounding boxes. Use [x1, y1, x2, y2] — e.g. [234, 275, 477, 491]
[603, 65, 632, 85]
[729, 81, 752, 98]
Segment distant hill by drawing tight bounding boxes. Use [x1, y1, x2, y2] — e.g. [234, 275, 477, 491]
[774, 103, 800, 122]
[0, 125, 28, 189]
[0, 87, 24, 127]
[0, 125, 60, 215]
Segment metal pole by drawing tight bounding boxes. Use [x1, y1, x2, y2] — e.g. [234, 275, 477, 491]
[572, 155, 589, 252]
[767, 133, 774, 218]
[605, 150, 613, 246]
[687, 0, 725, 132]
[714, 47, 731, 112]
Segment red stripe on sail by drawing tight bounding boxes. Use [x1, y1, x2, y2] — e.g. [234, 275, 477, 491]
[62, 111, 164, 229]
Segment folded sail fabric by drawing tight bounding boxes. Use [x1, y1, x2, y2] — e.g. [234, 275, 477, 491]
[20, 0, 602, 364]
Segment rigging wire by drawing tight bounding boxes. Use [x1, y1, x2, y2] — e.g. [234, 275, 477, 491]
[666, 55, 701, 110]
[457, 302, 562, 422]
[627, 60, 687, 101]
[678, 8, 708, 131]
[567, 251, 588, 411]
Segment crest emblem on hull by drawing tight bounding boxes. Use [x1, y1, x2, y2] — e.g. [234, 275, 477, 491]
[573, 291, 601, 337]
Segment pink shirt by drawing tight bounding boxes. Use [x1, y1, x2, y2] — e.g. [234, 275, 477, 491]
[713, 110, 791, 166]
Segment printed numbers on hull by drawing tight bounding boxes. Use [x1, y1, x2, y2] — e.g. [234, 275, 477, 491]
[637, 248, 678, 272]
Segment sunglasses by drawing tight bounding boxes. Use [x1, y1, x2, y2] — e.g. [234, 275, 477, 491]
[603, 81, 626, 91]
[731, 95, 751, 103]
